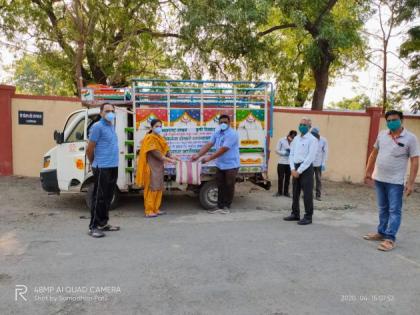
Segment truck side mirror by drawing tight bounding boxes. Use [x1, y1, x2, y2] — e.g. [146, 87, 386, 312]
[54, 130, 64, 144]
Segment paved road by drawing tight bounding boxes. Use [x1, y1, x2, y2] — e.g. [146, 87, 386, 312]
[1, 178, 420, 315]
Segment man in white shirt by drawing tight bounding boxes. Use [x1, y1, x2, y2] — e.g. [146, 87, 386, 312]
[283, 117, 318, 225]
[311, 127, 328, 201]
[274, 130, 297, 197]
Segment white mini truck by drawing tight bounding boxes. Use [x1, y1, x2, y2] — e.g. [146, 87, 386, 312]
[40, 79, 273, 210]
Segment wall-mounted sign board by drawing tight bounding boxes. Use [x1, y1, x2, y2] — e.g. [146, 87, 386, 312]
[18, 111, 43, 126]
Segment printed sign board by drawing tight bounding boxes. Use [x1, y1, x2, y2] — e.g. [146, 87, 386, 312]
[18, 111, 43, 126]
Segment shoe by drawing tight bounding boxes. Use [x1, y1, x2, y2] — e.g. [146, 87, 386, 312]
[283, 214, 300, 221]
[221, 207, 231, 214]
[273, 193, 281, 197]
[377, 239, 396, 251]
[297, 218, 312, 225]
[315, 196, 322, 201]
[88, 228, 105, 238]
[363, 233, 384, 241]
[98, 224, 120, 231]
[208, 207, 230, 214]
[284, 193, 291, 198]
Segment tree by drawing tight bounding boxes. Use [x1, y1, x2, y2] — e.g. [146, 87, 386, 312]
[11, 53, 75, 96]
[328, 93, 372, 110]
[0, 0, 182, 95]
[262, 1, 369, 110]
[364, 0, 406, 112]
[179, 0, 369, 110]
[397, 0, 420, 112]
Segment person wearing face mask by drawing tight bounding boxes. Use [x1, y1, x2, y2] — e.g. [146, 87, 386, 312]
[274, 130, 298, 197]
[192, 114, 240, 214]
[310, 127, 328, 201]
[364, 110, 419, 251]
[135, 119, 180, 218]
[283, 117, 318, 225]
[86, 103, 120, 238]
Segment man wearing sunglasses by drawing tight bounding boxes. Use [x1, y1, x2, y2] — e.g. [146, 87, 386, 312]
[284, 117, 318, 225]
[364, 110, 419, 251]
[86, 103, 121, 238]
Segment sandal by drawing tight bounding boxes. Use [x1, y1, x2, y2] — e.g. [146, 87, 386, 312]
[98, 224, 120, 231]
[363, 233, 384, 241]
[145, 214, 158, 218]
[157, 210, 167, 216]
[378, 240, 396, 251]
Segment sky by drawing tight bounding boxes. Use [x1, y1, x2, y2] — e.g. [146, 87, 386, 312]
[0, 6, 417, 110]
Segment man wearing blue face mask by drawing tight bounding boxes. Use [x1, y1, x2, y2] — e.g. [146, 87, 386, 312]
[283, 117, 318, 225]
[86, 103, 120, 238]
[364, 110, 419, 251]
[192, 114, 240, 214]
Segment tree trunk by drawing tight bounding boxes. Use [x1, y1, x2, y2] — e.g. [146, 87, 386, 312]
[311, 62, 330, 110]
[311, 39, 334, 110]
[75, 40, 84, 96]
[382, 40, 388, 113]
[86, 46, 107, 85]
[295, 66, 309, 107]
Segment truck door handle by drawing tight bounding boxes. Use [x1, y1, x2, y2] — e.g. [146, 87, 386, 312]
[79, 147, 85, 151]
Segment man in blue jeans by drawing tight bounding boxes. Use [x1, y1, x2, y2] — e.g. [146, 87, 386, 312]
[364, 110, 419, 251]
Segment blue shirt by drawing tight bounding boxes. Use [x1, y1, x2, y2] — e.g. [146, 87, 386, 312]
[89, 119, 119, 168]
[210, 127, 240, 170]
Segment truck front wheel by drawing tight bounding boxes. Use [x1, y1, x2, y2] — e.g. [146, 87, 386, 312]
[85, 182, 120, 211]
[199, 181, 218, 210]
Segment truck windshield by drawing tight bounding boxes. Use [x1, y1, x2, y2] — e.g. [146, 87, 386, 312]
[66, 117, 86, 142]
[63, 111, 82, 133]
[63, 111, 85, 141]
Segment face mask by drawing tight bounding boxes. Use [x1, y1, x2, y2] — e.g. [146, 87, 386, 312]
[153, 127, 162, 135]
[220, 123, 229, 131]
[105, 112, 115, 122]
[387, 119, 401, 132]
[299, 124, 309, 134]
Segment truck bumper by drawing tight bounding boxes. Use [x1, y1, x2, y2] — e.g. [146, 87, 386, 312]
[40, 169, 60, 193]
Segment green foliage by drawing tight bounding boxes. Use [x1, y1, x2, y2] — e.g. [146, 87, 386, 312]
[396, 1, 420, 112]
[179, 0, 369, 108]
[328, 94, 371, 110]
[0, 0, 179, 93]
[1, 0, 370, 107]
[12, 54, 75, 96]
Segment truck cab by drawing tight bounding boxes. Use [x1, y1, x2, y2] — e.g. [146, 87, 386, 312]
[40, 107, 129, 206]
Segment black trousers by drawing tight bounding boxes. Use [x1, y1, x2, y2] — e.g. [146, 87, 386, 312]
[277, 163, 291, 195]
[216, 167, 239, 208]
[314, 166, 322, 198]
[89, 167, 118, 229]
[291, 164, 314, 219]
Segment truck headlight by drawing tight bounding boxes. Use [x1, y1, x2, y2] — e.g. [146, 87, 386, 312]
[43, 156, 51, 168]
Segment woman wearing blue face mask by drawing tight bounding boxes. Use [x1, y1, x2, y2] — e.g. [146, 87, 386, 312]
[136, 119, 180, 217]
